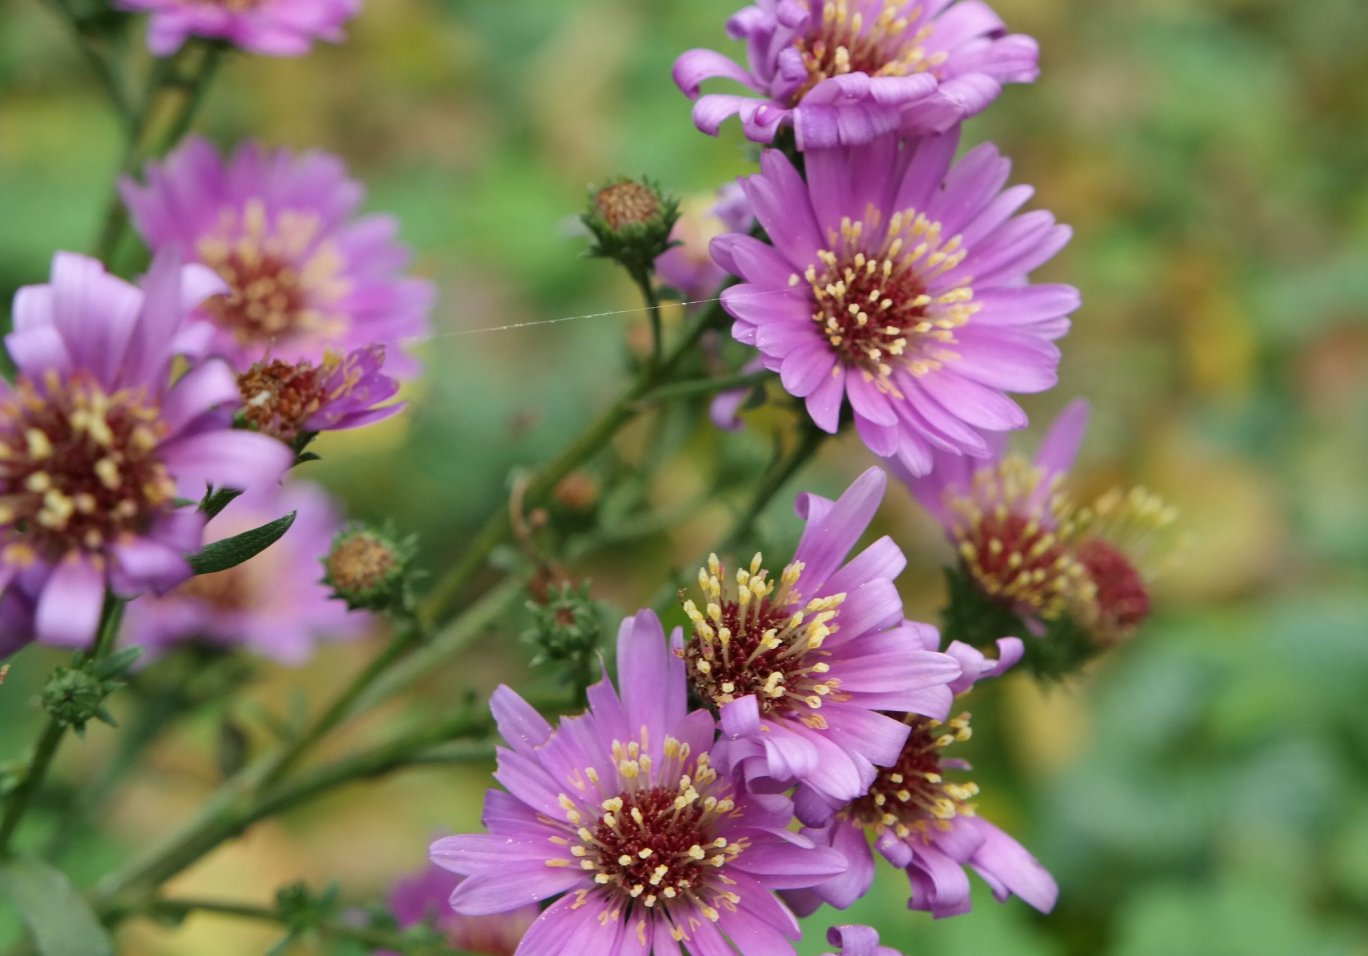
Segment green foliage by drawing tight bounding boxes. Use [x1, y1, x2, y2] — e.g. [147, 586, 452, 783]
[0, 858, 112, 956]
[186, 511, 296, 575]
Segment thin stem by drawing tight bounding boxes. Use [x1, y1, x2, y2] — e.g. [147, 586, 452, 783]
[629, 266, 664, 370]
[139, 898, 455, 954]
[0, 593, 124, 856]
[418, 300, 721, 630]
[637, 369, 769, 406]
[40, 0, 135, 129]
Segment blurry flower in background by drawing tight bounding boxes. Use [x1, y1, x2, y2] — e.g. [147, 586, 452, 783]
[713, 131, 1076, 475]
[680, 467, 962, 807]
[116, 0, 363, 58]
[787, 627, 1058, 919]
[430, 610, 845, 954]
[379, 860, 537, 956]
[0, 253, 290, 653]
[654, 181, 752, 303]
[121, 480, 368, 664]
[675, 0, 1038, 148]
[120, 136, 433, 376]
[901, 399, 1179, 651]
[236, 344, 403, 447]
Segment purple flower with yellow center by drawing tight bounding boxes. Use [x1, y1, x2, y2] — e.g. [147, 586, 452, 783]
[901, 399, 1178, 645]
[116, 0, 362, 58]
[675, 0, 1038, 149]
[429, 609, 845, 956]
[712, 131, 1076, 476]
[786, 626, 1058, 919]
[236, 344, 402, 446]
[0, 252, 291, 653]
[679, 467, 961, 808]
[120, 136, 433, 376]
[378, 860, 538, 956]
[120, 480, 367, 664]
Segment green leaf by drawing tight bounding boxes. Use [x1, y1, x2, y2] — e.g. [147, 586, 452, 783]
[0, 857, 113, 956]
[187, 511, 296, 576]
[198, 487, 242, 519]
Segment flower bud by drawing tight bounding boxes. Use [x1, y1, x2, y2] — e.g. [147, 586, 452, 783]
[523, 582, 603, 671]
[582, 177, 679, 275]
[323, 524, 416, 613]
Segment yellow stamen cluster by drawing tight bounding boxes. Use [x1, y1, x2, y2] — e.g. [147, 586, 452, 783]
[681, 553, 846, 725]
[546, 733, 746, 935]
[946, 455, 1092, 621]
[196, 198, 349, 347]
[0, 372, 172, 562]
[846, 712, 977, 842]
[794, 208, 976, 386]
[792, 1, 947, 104]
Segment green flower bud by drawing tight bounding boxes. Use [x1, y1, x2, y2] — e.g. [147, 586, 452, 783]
[323, 524, 416, 613]
[582, 177, 680, 275]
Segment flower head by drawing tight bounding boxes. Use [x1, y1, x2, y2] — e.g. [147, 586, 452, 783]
[121, 137, 433, 375]
[121, 480, 367, 664]
[675, 0, 1038, 149]
[237, 345, 403, 445]
[380, 861, 537, 956]
[117, 0, 362, 57]
[787, 627, 1058, 919]
[430, 609, 845, 956]
[713, 132, 1076, 475]
[902, 399, 1178, 646]
[0, 253, 290, 653]
[680, 467, 961, 808]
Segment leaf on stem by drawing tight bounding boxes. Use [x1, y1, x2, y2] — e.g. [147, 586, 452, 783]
[0, 857, 114, 956]
[187, 511, 296, 575]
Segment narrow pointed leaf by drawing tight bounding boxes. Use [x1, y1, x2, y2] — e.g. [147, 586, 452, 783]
[187, 511, 296, 575]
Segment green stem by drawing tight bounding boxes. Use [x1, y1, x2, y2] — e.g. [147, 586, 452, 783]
[138, 897, 456, 954]
[0, 594, 124, 857]
[715, 421, 826, 558]
[418, 301, 721, 630]
[629, 266, 664, 370]
[40, 0, 135, 130]
[637, 369, 769, 405]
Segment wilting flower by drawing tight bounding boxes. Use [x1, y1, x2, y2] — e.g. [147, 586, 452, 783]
[679, 467, 960, 807]
[236, 345, 403, 445]
[121, 481, 366, 664]
[713, 132, 1076, 475]
[0, 253, 291, 653]
[117, 0, 362, 58]
[787, 627, 1058, 919]
[822, 925, 902, 956]
[379, 861, 537, 956]
[675, 0, 1038, 149]
[430, 609, 845, 956]
[121, 136, 433, 375]
[901, 399, 1177, 646]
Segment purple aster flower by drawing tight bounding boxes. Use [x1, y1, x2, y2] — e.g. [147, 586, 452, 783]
[117, 0, 362, 58]
[712, 131, 1077, 475]
[900, 399, 1178, 644]
[785, 626, 1058, 919]
[675, 0, 1038, 149]
[679, 467, 961, 809]
[429, 609, 846, 956]
[0, 252, 291, 654]
[120, 136, 433, 376]
[378, 860, 537, 956]
[120, 480, 367, 664]
[236, 344, 403, 445]
[822, 925, 902, 956]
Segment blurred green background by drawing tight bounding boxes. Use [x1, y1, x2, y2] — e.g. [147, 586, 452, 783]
[1, 0, 1367, 953]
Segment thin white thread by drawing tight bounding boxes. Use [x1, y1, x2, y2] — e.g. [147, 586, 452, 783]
[408, 288, 792, 344]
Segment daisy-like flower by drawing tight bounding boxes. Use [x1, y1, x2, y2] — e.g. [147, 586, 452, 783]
[430, 609, 846, 956]
[236, 344, 402, 446]
[822, 925, 902, 956]
[712, 131, 1077, 476]
[787, 627, 1058, 919]
[901, 399, 1178, 646]
[378, 861, 538, 956]
[675, 0, 1038, 149]
[120, 137, 433, 375]
[0, 253, 291, 653]
[679, 467, 961, 808]
[120, 480, 367, 664]
[117, 0, 362, 58]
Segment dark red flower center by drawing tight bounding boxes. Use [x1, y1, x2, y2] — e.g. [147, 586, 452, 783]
[846, 713, 978, 840]
[1074, 537, 1150, 640]
[237, 359, 330, 443]
[681, 553, 845, 723]
[0, 373, 173, 561]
